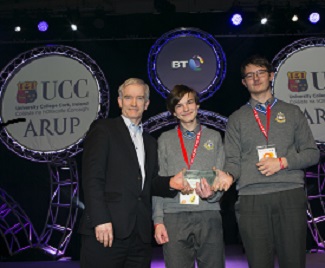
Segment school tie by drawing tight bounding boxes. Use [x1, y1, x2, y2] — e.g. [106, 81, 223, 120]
[257, 103, 266, 112]
[184, 130, 196, 139]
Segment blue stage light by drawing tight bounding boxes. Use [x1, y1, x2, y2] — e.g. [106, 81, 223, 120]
[231, 13, 243, 26]
[38, 21, 49, 32]
[309, 12, 320, 24]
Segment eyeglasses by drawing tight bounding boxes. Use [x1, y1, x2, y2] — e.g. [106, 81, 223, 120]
[243, 69, 269, 79]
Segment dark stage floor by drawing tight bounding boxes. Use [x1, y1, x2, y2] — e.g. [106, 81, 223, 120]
[0, 245, 324, 267]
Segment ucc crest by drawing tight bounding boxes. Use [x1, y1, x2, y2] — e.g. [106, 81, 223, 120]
[287, 71, 308, 92]
[17, 81, 38, 103]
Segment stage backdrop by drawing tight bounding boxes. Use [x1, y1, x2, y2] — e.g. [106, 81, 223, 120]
[0, 33, 323, 259]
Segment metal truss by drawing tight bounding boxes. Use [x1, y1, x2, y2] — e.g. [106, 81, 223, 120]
[0, 158, 80, 260]
[143, 109, 228, 133]
[317, 142, 325, 154]
[272, 37, 325, 88]
[38, 158, 79, 258]
[0, 131, 83, 163]
[0, 188, 39, 256]
[306, 152, 325, 251]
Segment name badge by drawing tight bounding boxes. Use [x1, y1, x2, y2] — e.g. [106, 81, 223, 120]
[180, 178, 200, 205]
[256, 144, 277, 161]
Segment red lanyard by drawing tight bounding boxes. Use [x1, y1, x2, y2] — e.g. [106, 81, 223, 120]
[253, 105, 271, 142]
[177, 125, 202, 169]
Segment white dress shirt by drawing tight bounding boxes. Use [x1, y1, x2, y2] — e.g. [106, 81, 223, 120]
[122, 115, 145, 189]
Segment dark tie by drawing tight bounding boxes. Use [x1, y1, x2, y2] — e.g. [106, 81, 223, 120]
[184, 130, 195, 139]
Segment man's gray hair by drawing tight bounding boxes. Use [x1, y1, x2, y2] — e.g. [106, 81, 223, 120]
[118, 78, 150, 101]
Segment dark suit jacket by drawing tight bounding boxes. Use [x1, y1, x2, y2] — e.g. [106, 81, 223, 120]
[78, 116, 175, 243]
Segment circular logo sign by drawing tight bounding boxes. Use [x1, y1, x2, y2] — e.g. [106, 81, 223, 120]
[0, 45, 109, 162]
[273, 38, 325, 142]
[148, 28, 226, 101]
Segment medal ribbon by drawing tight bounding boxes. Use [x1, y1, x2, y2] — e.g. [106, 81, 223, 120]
[177, 125, 202, 169]
[253, 104, 271, 143]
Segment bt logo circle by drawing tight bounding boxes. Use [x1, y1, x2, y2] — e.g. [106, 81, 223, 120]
[188, 55, 204, 71]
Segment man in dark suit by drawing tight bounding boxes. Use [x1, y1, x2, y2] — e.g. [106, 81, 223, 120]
[79, 78, 188, 268]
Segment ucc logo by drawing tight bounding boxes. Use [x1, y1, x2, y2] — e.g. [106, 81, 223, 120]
[287, 71, 307, 92]
[17, 81, 37, 103]
[287, 71, 325, 92]
[16, 79, 89, 104]
[171, 55, 204, 71]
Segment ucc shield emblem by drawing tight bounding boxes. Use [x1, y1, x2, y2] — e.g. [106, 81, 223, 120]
[17, 81, 38, 103]
[287, 71, 308, 92]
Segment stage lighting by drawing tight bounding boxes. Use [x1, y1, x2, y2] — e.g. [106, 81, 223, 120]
[309, 12, 320, 24]
[38, 21, 49, 32]
[14, 26, 21, 32]
[67, 8, 80, 32]
[257, 2, 271, 25]
[292, 14, 299, 22]
[261, 17, 268, 24]
[231, 13, 243, 26]
[71, 24, 78, 31]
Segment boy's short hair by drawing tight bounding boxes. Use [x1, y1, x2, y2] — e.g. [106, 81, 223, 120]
[166, 85, 199, 114]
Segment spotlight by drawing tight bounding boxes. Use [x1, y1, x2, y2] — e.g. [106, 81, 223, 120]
[67, 8, 80, 31]
[71, 24, 78, 31]
[14, 26, 21, 32]
[309, 12, 320, 24]
[292, 14, 299, 22]
[258, 3, 271, 25]
[38, 21, 49, 32]
[261, 17, 268, 24]
[231, 13, 243, 26]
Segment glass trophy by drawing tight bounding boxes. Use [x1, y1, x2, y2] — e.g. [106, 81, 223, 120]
[184, 170, 218, 187]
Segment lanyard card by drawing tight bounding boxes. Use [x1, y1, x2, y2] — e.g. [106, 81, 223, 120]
[256, 144, 277, 161]
[180, 178, 200, 205]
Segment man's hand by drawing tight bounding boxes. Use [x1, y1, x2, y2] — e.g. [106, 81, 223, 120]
[169, 169, 193, 194]
[195, 178, 214, 198]
[256, 157, 287, 176]
[95, 222, 113, 247]
[212, 168, 233, 191]
[154, 224, 169, 245]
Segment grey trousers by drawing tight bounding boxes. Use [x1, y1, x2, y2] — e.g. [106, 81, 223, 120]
[162, 210, 225, 268]
[238, 187, 307, 268]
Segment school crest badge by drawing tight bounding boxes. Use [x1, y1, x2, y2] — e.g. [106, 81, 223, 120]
[275, 112, 286, 123]
[204, 140, 214, 150]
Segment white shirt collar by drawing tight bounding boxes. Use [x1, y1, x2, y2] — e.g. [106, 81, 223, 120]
[121, 115, 143, 135]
